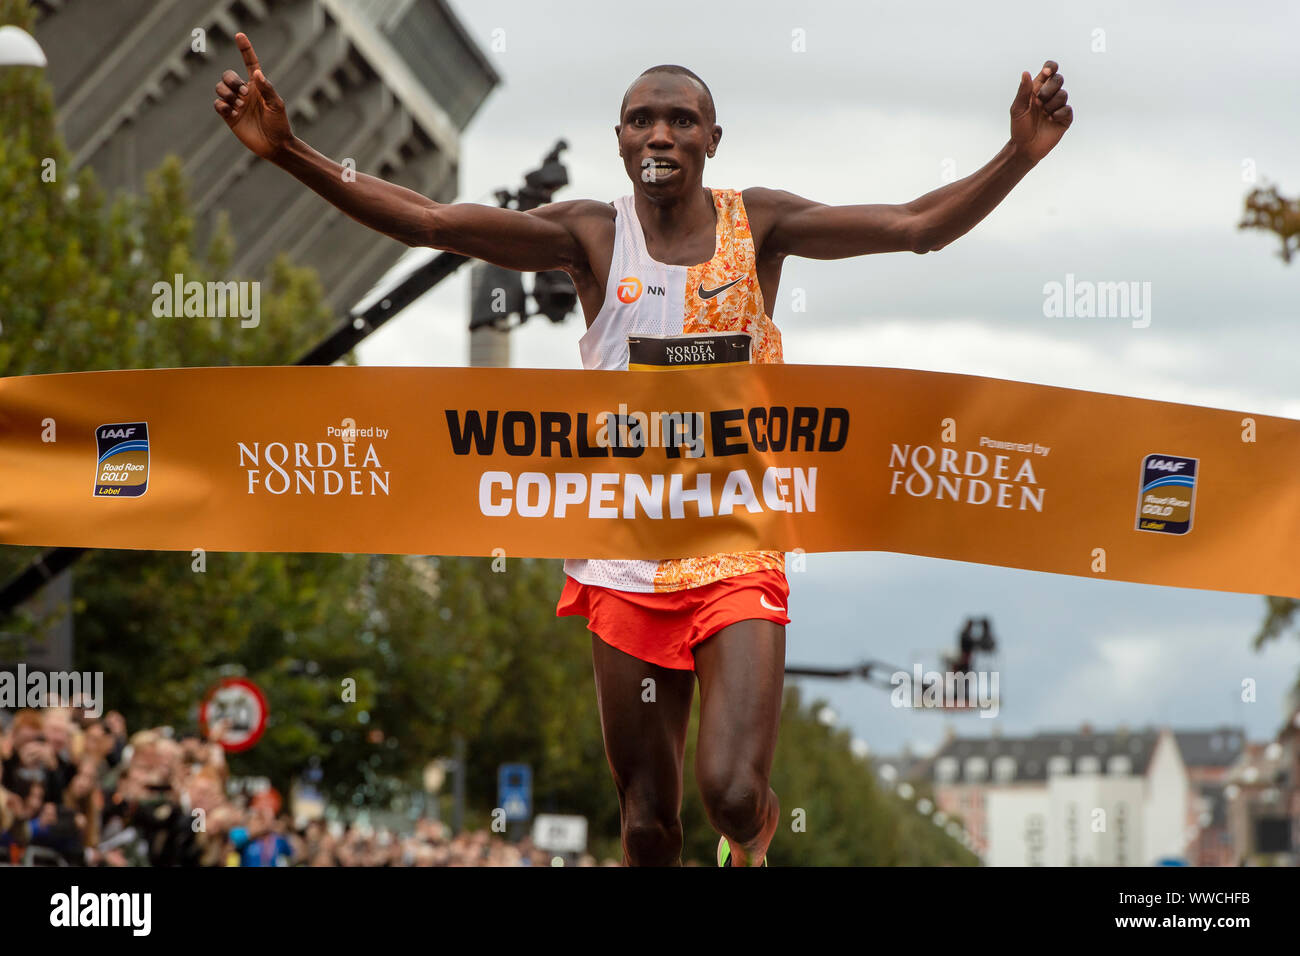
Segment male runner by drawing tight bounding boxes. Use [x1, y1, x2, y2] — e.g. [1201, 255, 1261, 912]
[214, 33, 1071, 866]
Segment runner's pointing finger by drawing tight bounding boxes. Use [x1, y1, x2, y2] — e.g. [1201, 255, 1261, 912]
[236, 32, 261, 79]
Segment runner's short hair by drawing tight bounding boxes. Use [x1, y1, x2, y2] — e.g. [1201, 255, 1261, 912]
[622, 65, 716, 126]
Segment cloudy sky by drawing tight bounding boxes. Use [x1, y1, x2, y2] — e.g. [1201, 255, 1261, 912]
[355, 0, 1300, 759]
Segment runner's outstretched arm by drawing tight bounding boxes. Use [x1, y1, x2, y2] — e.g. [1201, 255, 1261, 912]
[212, 33, 587, 273]
[754, 61, 1074, 259]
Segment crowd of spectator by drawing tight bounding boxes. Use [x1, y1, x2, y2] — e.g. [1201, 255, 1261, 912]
[1, 706, 611, 866]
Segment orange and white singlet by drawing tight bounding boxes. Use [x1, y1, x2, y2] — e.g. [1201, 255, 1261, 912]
[562, 188, 786, 593]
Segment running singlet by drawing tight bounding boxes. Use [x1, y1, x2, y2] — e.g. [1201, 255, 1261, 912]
[562, 187, 785, 593]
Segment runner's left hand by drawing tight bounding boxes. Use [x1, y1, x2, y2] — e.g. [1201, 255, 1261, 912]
[1010, 60, 1073, 164]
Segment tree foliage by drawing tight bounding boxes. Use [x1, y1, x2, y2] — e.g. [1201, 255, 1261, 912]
[1240, 183, 1300, 264]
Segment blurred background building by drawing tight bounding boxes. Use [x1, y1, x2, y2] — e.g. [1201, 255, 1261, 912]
[877, 722, 1298, 866]
[31, 0, 497, 312]
[1176, 727, 1247, 867]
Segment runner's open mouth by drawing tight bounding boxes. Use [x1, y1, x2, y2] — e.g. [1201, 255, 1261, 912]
[645, 158, 679, 177]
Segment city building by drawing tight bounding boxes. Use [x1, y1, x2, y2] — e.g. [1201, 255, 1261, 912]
[879, 725, 1230, 866]
[1224, 738, 1292, 864]
[1175, 727, 1246, 867]
[32, 0, 497, 312]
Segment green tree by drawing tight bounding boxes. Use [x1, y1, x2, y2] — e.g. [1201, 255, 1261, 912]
[1240, 183, 1300, 264]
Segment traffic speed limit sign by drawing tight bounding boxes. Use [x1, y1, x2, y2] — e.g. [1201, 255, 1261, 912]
[200, 677, 268, 752]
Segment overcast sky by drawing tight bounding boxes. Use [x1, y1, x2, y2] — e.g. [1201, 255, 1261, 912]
[355, 0, 1300, 759]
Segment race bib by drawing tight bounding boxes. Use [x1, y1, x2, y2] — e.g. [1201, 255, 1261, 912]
[627, 331, 752, 370]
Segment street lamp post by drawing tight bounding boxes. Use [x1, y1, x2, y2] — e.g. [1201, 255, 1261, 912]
[0, 26, 46, 67]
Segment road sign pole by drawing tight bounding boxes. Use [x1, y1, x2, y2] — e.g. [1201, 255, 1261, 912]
[452, 734, 466, 836]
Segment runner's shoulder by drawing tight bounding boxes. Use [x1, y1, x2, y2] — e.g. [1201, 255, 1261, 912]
[523, 201, 614, 278]
[527, 200, 615, 256]
[741, 187, 815, 254]
[526, 198, 616, 228]
[741, 186, 817, 214]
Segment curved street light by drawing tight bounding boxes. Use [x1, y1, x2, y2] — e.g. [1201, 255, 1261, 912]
[0, 26, 46, 67]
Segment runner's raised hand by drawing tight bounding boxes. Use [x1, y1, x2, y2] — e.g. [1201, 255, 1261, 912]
[213, 32, 293, 160]
[1010, 60, 1073, 164]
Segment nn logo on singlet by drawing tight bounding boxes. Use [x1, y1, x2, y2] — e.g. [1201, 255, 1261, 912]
[616, 277, 665, 303]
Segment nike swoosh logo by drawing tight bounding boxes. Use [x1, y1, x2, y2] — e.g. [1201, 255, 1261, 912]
[697, 278, 742, 300]
[759, 595, 786, 613]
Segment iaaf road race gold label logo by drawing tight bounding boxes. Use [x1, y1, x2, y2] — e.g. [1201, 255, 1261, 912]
[887, 435, 1050, 513]
[236, 421, 391, 496]
[93, 422, 149, 497]
[1135, 453, 1197, 535]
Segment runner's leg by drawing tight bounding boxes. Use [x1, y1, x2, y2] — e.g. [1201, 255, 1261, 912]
[591, 633, 695, 866]
[693, 619, 785, 866]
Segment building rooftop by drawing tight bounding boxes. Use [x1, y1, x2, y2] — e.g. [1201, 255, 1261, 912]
[884, 724, 1248, 786]
[1174, 727, 1247, 768]
[924, 728, 1161, 783]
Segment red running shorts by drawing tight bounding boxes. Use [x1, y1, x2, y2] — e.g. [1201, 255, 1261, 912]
[555, 569, 791, 671]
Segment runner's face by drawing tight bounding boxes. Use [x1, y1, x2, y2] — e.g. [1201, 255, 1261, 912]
[617, 75, 719, 200]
